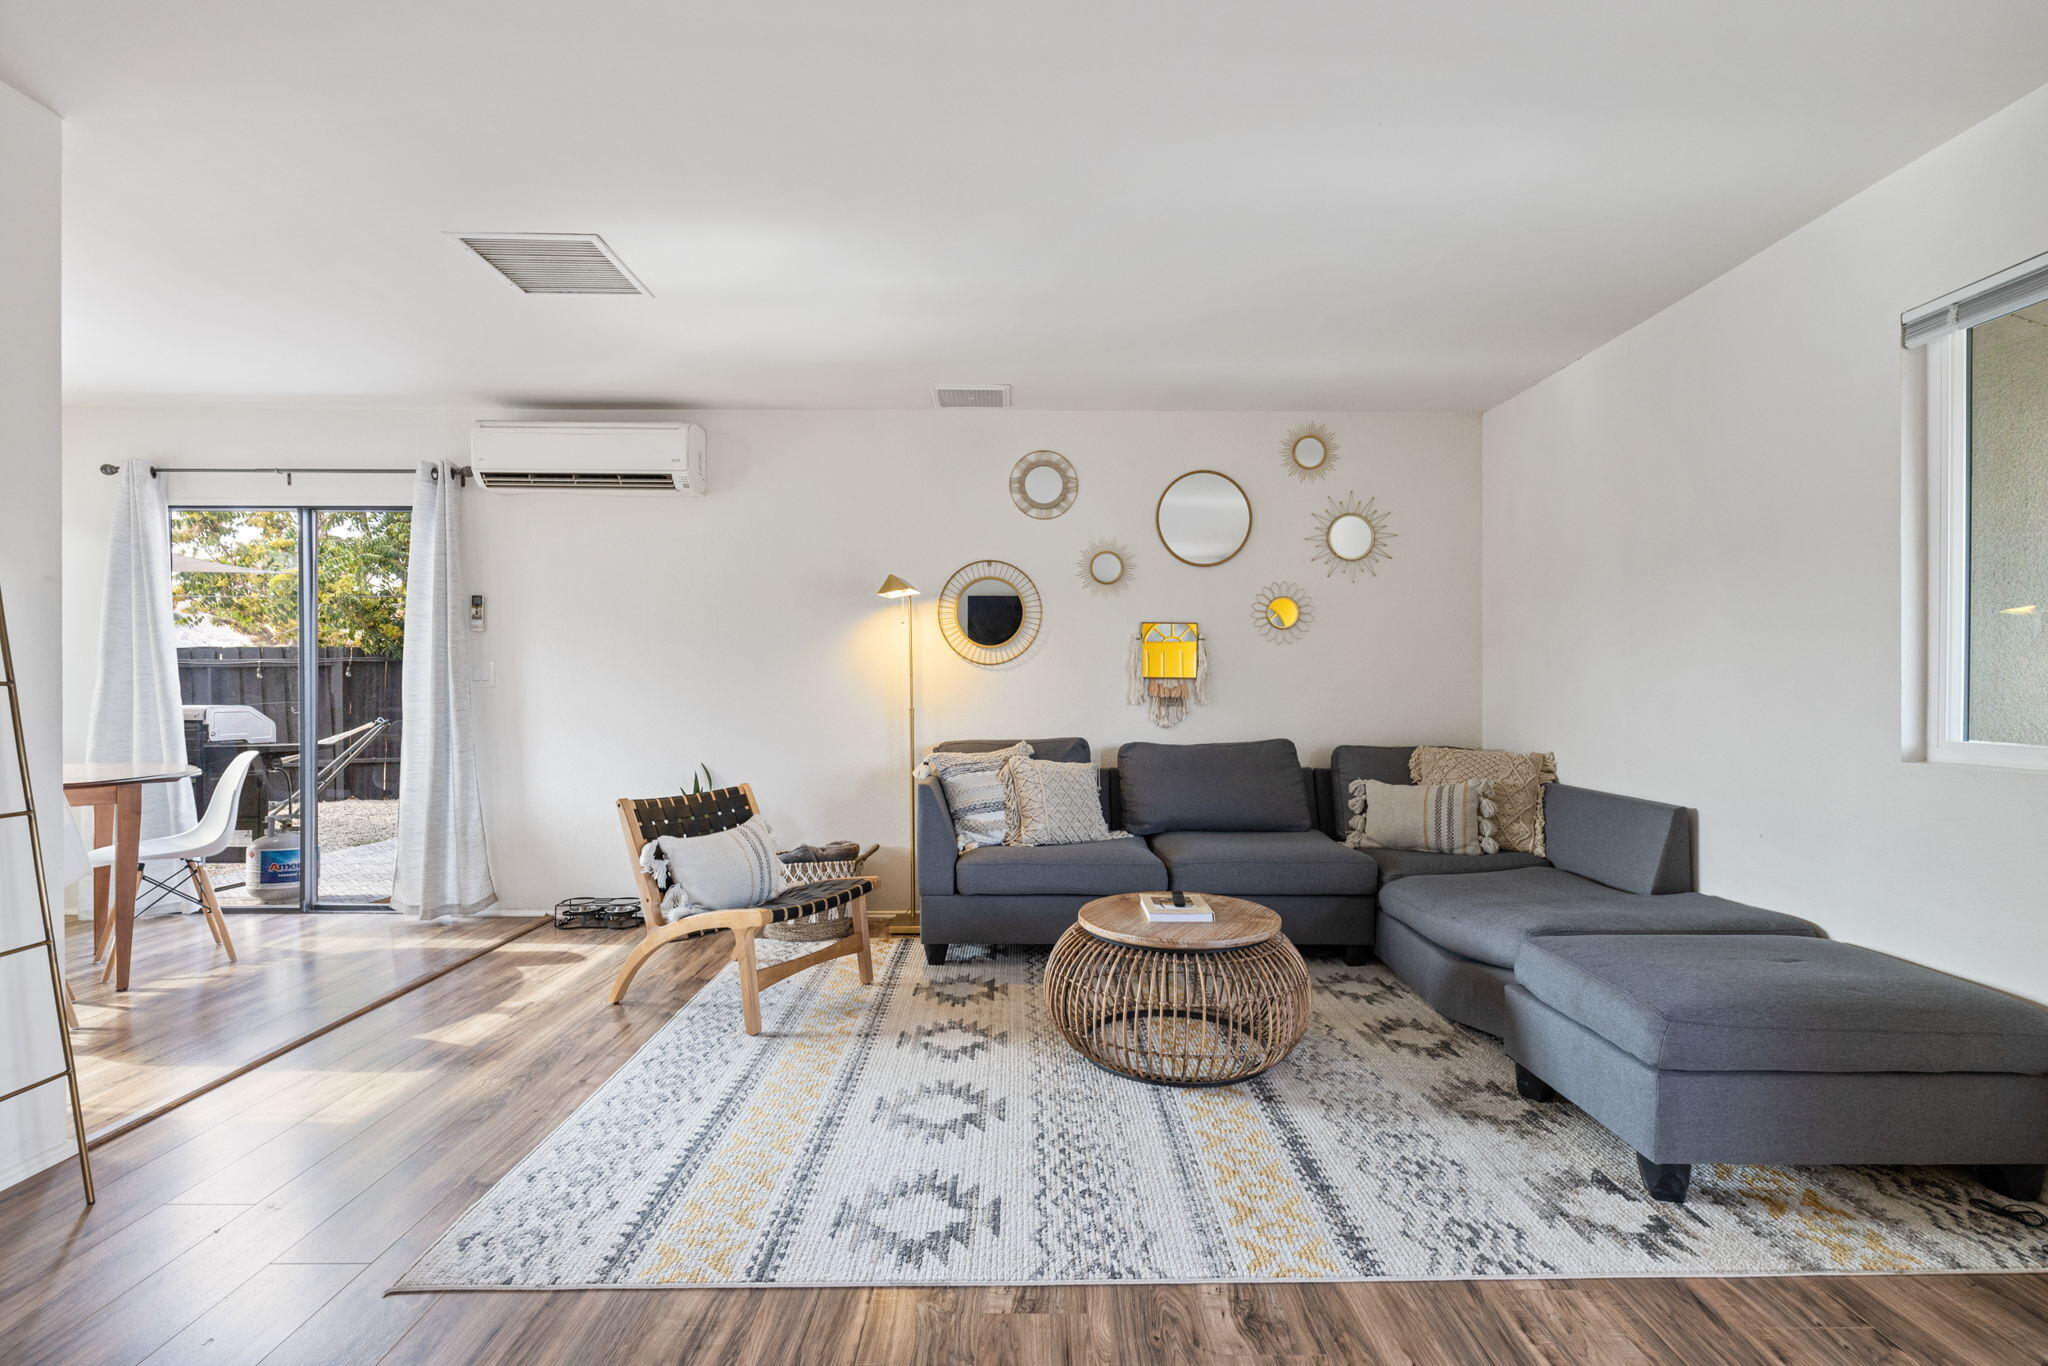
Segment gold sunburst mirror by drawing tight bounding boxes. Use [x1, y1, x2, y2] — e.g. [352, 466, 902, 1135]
[1281, 423, 1338, 480]
[1308, 493, 1394, 581]
[1078, 539, 1135, 594]
[1252, 581, 1315, 642]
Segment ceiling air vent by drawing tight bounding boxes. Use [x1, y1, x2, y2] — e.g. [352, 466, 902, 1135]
[452, 233, 650, 296]
[931, 384, 1012, 409]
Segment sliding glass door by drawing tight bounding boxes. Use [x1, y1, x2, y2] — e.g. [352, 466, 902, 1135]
[169, 505, 409, 909]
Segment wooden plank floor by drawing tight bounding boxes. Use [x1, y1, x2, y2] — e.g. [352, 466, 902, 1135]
[65, 911, 545, 1138]
[4, 924, 2046, 1365]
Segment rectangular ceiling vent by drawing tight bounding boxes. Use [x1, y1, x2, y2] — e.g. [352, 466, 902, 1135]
[453, 233, 650, 296]
[931, 384, 1012, 409]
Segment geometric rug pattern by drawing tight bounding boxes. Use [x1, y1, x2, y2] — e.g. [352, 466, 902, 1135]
[396, 941, 2048, 1290]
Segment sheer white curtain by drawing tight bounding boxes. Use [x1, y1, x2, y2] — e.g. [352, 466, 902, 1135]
[86, 462, 195, 840]
[392, 462, 497, 919]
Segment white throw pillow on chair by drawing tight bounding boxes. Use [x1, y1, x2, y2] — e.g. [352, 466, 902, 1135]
[641, 815, 792, 916]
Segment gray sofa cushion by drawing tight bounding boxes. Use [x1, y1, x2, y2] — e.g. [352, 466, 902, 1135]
[1376, 866, 1819, 969]
[1363, 848, 1549, 884]
[1117, 739, 1312, 835]
[1149, 830, 1378, 896]
[1329, 745, 1414, 797]
[1516, 934, 2048, 1075]
[954, 838, 1166, 897]
[936, 737, 1090, 764]
[1543, 784, 1693, 894]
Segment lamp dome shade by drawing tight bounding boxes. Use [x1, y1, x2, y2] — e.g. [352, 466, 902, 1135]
[875, 575, 921, 598]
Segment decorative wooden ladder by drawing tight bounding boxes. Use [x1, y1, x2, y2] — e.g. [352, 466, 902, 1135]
[0, 583, 95, 1203]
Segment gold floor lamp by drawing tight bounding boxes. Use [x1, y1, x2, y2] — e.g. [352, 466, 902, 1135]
[876, 575, 921, 919]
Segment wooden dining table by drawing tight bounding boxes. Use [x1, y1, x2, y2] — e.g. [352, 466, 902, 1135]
[63, 762, 199, 992]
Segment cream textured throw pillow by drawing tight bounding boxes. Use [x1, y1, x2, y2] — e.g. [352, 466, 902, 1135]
[641, 815, 792, 915]
[1410, 746, 1557, 854]
[920, 744, 1032, 851]
[1000, 756, 1128, 847]
[1346, 778, 1498, 856]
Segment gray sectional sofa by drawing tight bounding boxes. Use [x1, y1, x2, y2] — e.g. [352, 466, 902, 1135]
[916, 735, 2048, 1204]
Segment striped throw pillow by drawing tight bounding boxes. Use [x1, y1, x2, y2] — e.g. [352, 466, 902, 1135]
[1344, 778, 1498, 856]
[922, 744, 1032, 851]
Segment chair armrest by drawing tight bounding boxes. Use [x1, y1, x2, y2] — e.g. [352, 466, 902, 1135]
[916, 776, 958, 896]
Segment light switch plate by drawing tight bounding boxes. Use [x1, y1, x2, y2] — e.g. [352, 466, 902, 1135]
[472, 661, 495, 686]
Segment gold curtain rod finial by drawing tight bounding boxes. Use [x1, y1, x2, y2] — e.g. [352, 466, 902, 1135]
[876, 575, 921, 598]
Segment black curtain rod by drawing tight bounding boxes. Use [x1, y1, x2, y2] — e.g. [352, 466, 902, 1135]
[99, 463, 471, 483]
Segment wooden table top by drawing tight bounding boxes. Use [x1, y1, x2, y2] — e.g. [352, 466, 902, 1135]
[62, 762, 201, 789]
[1076, 893, 1281, 950]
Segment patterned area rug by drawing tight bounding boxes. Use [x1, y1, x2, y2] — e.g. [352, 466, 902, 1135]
[396, 941, 2048, 1290]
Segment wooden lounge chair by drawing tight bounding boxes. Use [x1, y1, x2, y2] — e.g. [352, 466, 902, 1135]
[609, 784, 874, 1033]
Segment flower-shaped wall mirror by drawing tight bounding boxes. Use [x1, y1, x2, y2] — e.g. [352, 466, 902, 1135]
[1281, 423, 1338, 481]
[1308, 493, 1395, 581]
[1156, 470, 1252, 567]
[937, 559, 1043, 665]
[1078, 539, 1135, 594]
[1010, 450, 1078, 519]
[1252, 582, 1315, 642]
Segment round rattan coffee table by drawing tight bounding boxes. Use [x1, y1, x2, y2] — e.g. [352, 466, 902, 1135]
[1044, 894, 1311, 1086]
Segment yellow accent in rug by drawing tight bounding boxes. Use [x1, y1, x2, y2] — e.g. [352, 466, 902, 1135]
[1181, 1088, 1344, 1277]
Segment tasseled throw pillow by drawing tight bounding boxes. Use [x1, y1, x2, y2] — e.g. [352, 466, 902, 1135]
[1000, 756, 1129, 847]
[919, 743, 1032, 851]
[640, 814, 792, 915]
[1409, 746, 1556, 854]
[1345, 778, 1498, 856]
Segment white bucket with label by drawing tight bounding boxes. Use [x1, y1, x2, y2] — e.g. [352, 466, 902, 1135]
[246, 829, 302, 904]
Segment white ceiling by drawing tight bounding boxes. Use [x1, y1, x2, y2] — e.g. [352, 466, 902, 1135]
[5, 1, 2048, 411]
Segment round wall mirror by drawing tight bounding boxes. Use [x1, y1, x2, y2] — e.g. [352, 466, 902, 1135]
[1077, 539, 1135, 595]
[938, 560, 1042, 665]
[959, 577, 1024, 646]
[1280, 423, 1338, 480]
[1009, 451, 1078, 519]
[1156, 470, 1253, 567]
[1328, 513, 1376, 561]
[1252, 581, 1314, 642]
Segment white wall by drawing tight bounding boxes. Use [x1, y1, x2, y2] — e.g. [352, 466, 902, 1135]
[1482, 84, 2048, 1001]
[0, 82, 75, 1191]
[64, 407, 1482, 911]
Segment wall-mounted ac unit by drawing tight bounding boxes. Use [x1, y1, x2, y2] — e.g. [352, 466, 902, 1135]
[470, 422, 706, 493]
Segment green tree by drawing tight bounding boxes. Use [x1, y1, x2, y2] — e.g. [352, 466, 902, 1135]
[171, 509, 411, 656]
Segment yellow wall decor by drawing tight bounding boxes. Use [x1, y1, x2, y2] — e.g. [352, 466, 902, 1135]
[1128, 622, 1208, 728]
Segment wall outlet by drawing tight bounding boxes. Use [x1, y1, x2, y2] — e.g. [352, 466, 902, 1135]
[472, 661, 495, 686]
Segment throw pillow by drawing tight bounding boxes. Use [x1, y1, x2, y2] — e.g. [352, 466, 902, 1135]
[641, 814, 792, 915]
[1346, 778, 1498, 856]
[920, 743, 1032, 851]
[1410, 746, 1557, 854]
[1000, 756, 1129, 847]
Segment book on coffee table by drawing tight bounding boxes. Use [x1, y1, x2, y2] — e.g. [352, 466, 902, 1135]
[1140, 893, 1214, 922]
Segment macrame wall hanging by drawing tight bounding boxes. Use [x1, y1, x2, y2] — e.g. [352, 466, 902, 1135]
[1128, 622, 1208, 728]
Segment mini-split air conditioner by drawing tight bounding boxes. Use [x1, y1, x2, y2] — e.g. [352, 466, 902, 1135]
[470, 422, 706, 493]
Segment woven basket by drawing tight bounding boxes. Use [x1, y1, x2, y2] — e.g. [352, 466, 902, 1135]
[762, 844, 879, 942]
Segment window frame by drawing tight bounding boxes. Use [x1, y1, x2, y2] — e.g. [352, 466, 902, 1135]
[1923, 327, 2048, 772]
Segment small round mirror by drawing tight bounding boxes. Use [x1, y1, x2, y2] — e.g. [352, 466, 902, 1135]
[1292, 436, 1326, 469]
[1156, 470, 1253, 567]
[1089, 551, 1125, 585]
[1265, 596, 1300, 630]
[960, 578, 1024, 646]
[1010, 451, 1078, 518]
[1022, 464, 1065, 505]
[1328, 513, 1375, 561]
[1252, 581, 1313, 641]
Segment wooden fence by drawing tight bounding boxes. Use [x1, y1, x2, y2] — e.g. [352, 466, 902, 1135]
[177, 647, 403, 803]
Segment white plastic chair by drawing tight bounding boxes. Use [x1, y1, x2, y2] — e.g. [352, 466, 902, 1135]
[88, 748, 262, 974]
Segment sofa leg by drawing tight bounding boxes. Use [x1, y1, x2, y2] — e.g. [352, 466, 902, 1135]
[1514, 1065, 1557, 1103]
[923, 942, 949, 966]
[1636, 1155, 1691, 1204]
[1343, 944, 1371, 967]
[1976, 1163, 2047, 1203]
